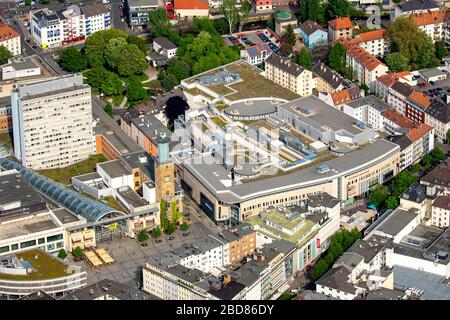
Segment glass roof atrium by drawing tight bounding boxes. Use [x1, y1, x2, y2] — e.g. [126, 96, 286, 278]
[0, 157, 124, 222]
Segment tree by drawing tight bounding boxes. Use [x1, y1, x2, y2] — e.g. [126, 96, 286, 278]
[294, 48, 313, 70]
[421, 153, 433, 170]
[430, 147, 445, 164]
[327, 0, 352, 19]
[0, 45, 12, 65]
[180, 222, 190, 232]
[165, 96, 189, 130]
[73, 246, 83, 258]
[167, 59, 191, 82]
[283, 24, 297, 48]
[416, 36, 438, 69]
[360, 83, 369, 96]
[41, 0, 50, 4]
[152, 226, 162, 238]
[238, 1, 252, 32]
[280, 43, 293, 57]
[386, 17, 432, 66]
[105, 38, 147, 77]
[385, 196, 398, 210]
[435, 41, 447, 59]
[104, 103, 113, 118]
[370, 185, 388, 208]
[137, 229, 149, 242]
[385, 52, 410, 73]
[299, 0, 325, 23]
[160, 200, 169, 231]
[166, 223, 176, 234]
[328, 43, 347, 74]
[220, 0, 239, 35]
[161, 73, 179, 91]
[84, 29, 127, 67]
[311, 259, 328, 280]
[126, 76, 149, 103]
[447, 129, 450, 144]
[126, 35, 148, 54]
[148, 8, 172, 38]
[410, 163, 421, 174]
[101, 71, 123, 96]
[58, 46, 87, 72]
[57, 249, 68, 260]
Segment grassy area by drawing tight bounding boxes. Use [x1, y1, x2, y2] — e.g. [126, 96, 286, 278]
[185, 87, 214, 100]
[211, 116, 228, 128]
[214, 103, 229, 111]
[112, 94, 124, 106]
[103, 196, 126, 212]
[38, 154, 107, 185]
[0, 132, 13, 149]
[278, 292, 296, 300]
[0, 249, 72, 281]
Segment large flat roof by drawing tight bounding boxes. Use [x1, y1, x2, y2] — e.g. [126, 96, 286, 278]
[0, 213, 60, 241]
[376, 208, 419, 236]
[181, 139, 399, 203]
[278, 96, 371, 135]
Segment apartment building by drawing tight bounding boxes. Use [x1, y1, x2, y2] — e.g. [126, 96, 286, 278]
[346, 45, 388, 92]
[252, 0, 273, 12]
[312, 63, 349, 93]
[343, 95, 392, 130]
[30, 5, 111, 48]
[240, 43, 272, 66]
[410, 9, 446, 43]
[425, 98, 450, 143]
[0, 24, 21, 56]
[386, 81, 415, 115]
[386, 123, 434, 171]
[298, 20, 328, 49]
[328, 17, 352, 43]
[375, 71, 415, 100]
[445, 10, 450, 47]
[393, 0, 440, 19]
[352, 29, 389, 58]
[431, 196, 450, 228]
[11, 74, 94, 170]
[127, 0, 161, 30]
[264, 54, 312, 96]
[421, 158, 450, 195]
[174, 0, 210, 19]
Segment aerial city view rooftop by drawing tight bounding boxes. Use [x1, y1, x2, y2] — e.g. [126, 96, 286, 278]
[0, 0, 449, 305]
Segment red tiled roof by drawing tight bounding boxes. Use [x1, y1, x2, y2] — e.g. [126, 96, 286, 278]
[377, 71, 412, 87]
[406, 123, 433, 142]
[331, 87, 361, 106]
[0, 24, 19, 42]
[329, 17, 352, 30]
[335, 37, 354, 48]
[347, 45, 385, 71]
[409, 90, 431, 108]
[410, 9, 445, 26]
[353, 29, 386, 43]
[381, 109, 415, 128]
[174, 0, 209, 10]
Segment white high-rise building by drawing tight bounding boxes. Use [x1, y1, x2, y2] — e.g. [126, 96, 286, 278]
[11, 74, 94, 170]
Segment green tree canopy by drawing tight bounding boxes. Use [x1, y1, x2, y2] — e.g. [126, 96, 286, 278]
[86, 67, 123, 96]
[435, 41, 447, 59]
[104, 103, 113, 118]
[152, 226, 162, 238]
[167, 59, 191, 82]
[385, 52, 410, 73]
[148, 8, 172, 38]
[294, 48, 313, 70]
[126, 76, 149, 103]
[166, 223, 176, 234]
[369, 185, 388, 208]
[137, 229, 149, 242]
[238, 0, 252, 32]
[430, 147, 445, 164]
[327, 43, 347, 74]
[73, 246, 83, 257]
[180, 222, 189, 232]
[161, 73, 178, 91]
[126, 35, 148, 54]
[327, 0, 352, 19]
[299, 0, 325, 23]
[105, 38, 147, 77]
[447, 129, 450, 143]
[0, 45, 12, 65]
[58, 46, 87, 72]
[84, 29, 127, 67]
[283, 24, 297, 48]
[220, 0, 239, 34]
[57, 249, 68, 259]
[385, 196, 398, 210]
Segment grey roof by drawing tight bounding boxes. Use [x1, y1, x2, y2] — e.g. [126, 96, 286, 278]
[393, 266, 450, 300]
[183, 139, 399, 204]
[31, 8, 60, 21]
[308, 192, 341, 209]
[52, 208, 82, 224]
[426, 99, 450, 124]
[316, 266, 357, 294]
[98, 160, 130, 178]
[376, 207, 419, 236]
[130, 114, 171, 144]
[224, 99, 281, 118]
[208, 281, 246, 300]
[61, 279, 159, 300]
[335, 252, 364, 269]
[346, 95, 392, 113]
[0, 158, 124, 222]
[153, 37, 177, 50]
[16, 74, 87, 100]
[117, 187, 148, 208]
[2, 56, 39, 72]
[390, 81, 414, 97]
[120, 151, 155, 181]
[386, 134, 412, 151]
[396, 0, 439, 13]
[346, 235, 390, 263]
[127, 0, 160, 8]
[400, 183, 427, 203]
[312, 63, 347, 90]
[299, 20, 326, 36]
[419, 68, 446, 79]
[265, 54, 307, 77]
[432, 195, 450, 210]
[278, 95, 372, 135]
[421, 159, 450, 188]
[365, 288, 405, 300]
[81, 4, 111, 17]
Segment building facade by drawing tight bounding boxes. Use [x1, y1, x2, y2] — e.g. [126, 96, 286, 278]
[0, 24, 21, 56]
[11, 74, 94, 170]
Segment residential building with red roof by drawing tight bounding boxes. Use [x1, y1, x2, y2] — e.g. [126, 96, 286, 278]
[0, 24, 21, 56]
[318, 86, 363, 109]
[328, 17, 353, 42]
[252, 0, 273, 12]
[375, 71, 416, 99]
[174, 0, 209, 19]
[410, 9, 446, 43]
[351, 29, 389, 57]
[346, 45, 388, 92]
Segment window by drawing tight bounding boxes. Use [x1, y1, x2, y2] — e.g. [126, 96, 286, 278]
[47, 234, 63, 242]
[20, 240, 37, 249]
[0, 246, 9, 254]
[164, 176, 170, 182]
[38, 238, 45, 244]
[11, 244, 18, 251]
[47, 243, 55, 251]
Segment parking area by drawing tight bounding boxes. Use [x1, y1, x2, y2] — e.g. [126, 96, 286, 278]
[412, 72, 450, 100]
[224, 28, 283, 55]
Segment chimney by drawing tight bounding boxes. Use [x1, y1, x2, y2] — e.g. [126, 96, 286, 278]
[223, 274, 231, 285]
